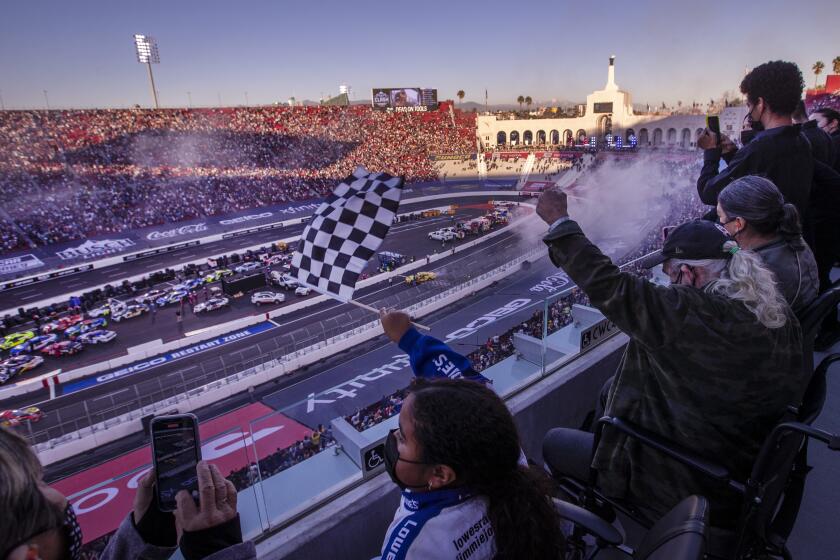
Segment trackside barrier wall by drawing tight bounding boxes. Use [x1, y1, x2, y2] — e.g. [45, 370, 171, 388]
[1, 191, 526, 313]
[34, 246, 544, 465]
[0, 206, 534, 401]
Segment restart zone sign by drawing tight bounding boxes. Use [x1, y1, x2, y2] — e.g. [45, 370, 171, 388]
[61, 321, 277, 394]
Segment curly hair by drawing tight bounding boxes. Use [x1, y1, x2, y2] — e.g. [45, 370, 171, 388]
[408, 377, 565, 559]
[740, 60, 804, 115]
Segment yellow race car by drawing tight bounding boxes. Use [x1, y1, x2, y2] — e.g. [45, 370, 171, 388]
[0, 331, 35, 351]
[404, 271, 437, 285]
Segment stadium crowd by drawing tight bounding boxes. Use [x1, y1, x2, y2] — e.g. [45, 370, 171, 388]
[0, 105, 475, 251]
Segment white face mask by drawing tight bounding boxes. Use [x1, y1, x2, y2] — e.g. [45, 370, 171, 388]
[650, 264, 670, 287]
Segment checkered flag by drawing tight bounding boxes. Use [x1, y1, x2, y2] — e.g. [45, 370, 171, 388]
[292, 167, 404, 301]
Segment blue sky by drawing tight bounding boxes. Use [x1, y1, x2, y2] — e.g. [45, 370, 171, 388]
[1, 0, 838, 109]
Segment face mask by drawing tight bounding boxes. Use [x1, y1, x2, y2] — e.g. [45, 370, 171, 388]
[62, 503, 83, 560]
[650, 265, 670, 287]
[384, 430, 429, 490]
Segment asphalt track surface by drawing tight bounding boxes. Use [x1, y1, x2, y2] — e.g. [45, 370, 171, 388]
[14, 218, 542, 444]
[0, 191, 512, 309]
[0, 206, 495, 387]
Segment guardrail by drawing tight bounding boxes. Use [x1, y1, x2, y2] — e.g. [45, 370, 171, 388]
[32, 245, 544, 465]
[1, 206, 534, 401]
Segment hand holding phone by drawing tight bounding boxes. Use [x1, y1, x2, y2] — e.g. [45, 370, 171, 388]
[150, 414, 201, 512]
[174, 461, 239, 532]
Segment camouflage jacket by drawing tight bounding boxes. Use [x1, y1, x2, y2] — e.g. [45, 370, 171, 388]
[544, 220, 805, 525]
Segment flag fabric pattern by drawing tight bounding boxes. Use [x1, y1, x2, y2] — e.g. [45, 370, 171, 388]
[292, 167, 404, 301]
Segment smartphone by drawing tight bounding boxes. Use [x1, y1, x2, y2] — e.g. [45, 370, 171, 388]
[150, 414, 201, 512]
[706, 115, 720, 135]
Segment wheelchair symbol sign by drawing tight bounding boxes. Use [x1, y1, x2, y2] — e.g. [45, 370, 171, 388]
[364, 444, 386, 472]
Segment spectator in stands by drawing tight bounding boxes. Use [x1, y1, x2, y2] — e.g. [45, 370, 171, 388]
[536, 188, 804, 526]
[0, 426, 255, 559]
[717, 176, 818, 312]
[379, 377, 565, 559]
[696, 60, 813, 219]
[812, 108, 840, 171]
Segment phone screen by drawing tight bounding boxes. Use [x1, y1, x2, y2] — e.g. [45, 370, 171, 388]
[151, 415, 201, 511]
[706, 115, 720, 134]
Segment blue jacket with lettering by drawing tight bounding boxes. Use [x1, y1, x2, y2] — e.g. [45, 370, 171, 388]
[398, 328, 489, 383]
[378, 488, 495, 560]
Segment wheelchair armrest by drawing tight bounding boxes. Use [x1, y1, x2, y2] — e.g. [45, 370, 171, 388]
[598, 416, 732, 482]
[552, 498, 623, 546]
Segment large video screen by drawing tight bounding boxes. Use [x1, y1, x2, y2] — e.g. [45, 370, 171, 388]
[593, 102, 613, 114]
[372, 88, 439, 112]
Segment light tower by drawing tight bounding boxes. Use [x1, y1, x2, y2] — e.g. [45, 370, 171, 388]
[133, 34, 160, 108]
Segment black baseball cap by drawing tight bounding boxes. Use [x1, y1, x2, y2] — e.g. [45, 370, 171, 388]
[641, 219, 735, 269]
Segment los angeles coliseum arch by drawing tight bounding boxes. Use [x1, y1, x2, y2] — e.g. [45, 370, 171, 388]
[477, 56, 747, 149]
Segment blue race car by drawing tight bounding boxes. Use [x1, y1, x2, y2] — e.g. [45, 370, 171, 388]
[65, 318, 108, 339]
[10, 334, 59, 356]
[155, 289, 189, 307]
[77, 329, 117, 345]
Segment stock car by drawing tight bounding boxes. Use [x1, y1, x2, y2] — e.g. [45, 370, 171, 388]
[404, 271, 437, 285]
[175, 278, 204, 291]
[0, 354, 45, 379]
[136, 289, 168, 305]
[234, 261, 262, 274]
[41, 340, 84, 357]
[9, 334, 59, 356]
[155, 289, 189, 307]
[112, 303, 149, 322]
[294, 286, 312, 296]
[64, 318, 108, 338]
[40, 314, 84, 334]
[194, 296, 230, 313]
[0, 407, 45, 426]
[203, 269, 233, 283]
[1, 331, 35, 351]
[77, 329, 117, 345]
[251, 291, 285, 306]
[87, 304, 112, 318]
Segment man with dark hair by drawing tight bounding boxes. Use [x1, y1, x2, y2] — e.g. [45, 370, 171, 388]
[793, 100, 835, 166]
[812, 108, 840, 172]
[696, 60, 813, 219]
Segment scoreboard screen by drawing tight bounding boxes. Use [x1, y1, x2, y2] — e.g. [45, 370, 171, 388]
[372, 88, 439, 112]
[593, 102, 613, 114]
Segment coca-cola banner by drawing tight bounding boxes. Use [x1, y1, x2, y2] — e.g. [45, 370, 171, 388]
[145, 223, 208, 241]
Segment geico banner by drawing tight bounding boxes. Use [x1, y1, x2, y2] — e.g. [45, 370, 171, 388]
[51, 403, 312, 544]
[218, 212, 273, 226]
[146, 223, 207, 241]
[444, 298, 533, 341]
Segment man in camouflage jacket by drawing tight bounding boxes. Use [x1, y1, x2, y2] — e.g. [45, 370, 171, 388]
[538, 188, 805, 525]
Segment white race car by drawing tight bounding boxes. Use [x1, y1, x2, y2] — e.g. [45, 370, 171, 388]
[111, 303, 148, 322]
[251, 291, 285, 306]
[87, 304, 112, 318]
[194, 296, 230, 313]
[234, 261, 262, 274]
[77, 329, 117, 345]
[294, 286, 311, 297]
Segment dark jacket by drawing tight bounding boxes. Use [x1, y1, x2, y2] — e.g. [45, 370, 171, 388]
[801, 119, 835, 166]
[697, 125, 813, 219]
[754, 237, 818, 313]
[543, 220, 805, 525]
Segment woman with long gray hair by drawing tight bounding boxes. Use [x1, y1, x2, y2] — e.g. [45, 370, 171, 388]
[716, 175, 818, 313]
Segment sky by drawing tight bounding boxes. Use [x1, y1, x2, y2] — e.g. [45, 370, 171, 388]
[1, 0, 838, 110]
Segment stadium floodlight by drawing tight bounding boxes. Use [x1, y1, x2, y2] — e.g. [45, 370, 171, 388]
[133, 34, 160, 109]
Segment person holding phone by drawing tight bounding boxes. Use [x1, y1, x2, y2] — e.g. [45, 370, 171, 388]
[0, 424, 255, 560]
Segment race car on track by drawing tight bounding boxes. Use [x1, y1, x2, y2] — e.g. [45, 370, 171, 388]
[40, 314, 84, 335]
[111, 303, 148, 322]
[175, 278, 204, 291]
[404, 271, 437, 285]
[155, 289, 189, 307]
[77, 329, 117, 345]
[294, 286, 312, 297]
[88, 303, 112, 318]
[41, 340, 84, 357]
[136, 289, 168, 305]
[0, 407, 44, 426]
[203, 269, 233, 283]
[10, 334, 58, 356]
[251, 291, 285, 306]
[64, 318, 108, 339]
[1, 331, 35, 351]
[234, 261, 262, 274]
[194, 296, 230, 313]
[0, 354, 45, 379]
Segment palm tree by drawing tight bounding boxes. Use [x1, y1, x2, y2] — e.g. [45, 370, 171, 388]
[812, 61, 825, 88]
[517, 95, 524, 111]
[525, 96, 532, 111]
[833, 56, 840, 75]
[456, 90, 465, 106]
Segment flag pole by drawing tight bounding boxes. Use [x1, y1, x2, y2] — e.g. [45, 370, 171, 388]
[345, 298, 432, 331]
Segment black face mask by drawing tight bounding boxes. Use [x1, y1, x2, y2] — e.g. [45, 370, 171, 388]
[384, 429, 429, 490]
[741, 106, 764, 145]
